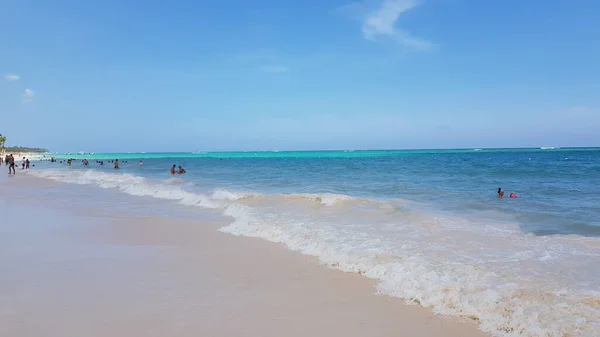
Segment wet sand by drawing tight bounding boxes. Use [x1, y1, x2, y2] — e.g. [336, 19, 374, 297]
[0, 174, 489, 337]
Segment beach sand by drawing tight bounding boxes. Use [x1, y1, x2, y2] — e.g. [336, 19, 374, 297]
[0, 174, 489, 337]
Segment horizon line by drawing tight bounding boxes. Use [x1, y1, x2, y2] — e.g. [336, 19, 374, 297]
[45, 146, 600, 154]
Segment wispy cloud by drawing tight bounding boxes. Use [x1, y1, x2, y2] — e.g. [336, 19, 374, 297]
[259, 65, 289, 73]
[22, 88, 34, 103]
[4, 74, 20, 81]
[336, 0, 434, 52]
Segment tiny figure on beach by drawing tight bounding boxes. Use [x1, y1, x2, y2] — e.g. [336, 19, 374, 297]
[509, 192, 518, 198]
[25, 159, 30, 169]
[497, 188, 504, 198]
[22, 157, 26, 170]
[139, 160, 143, 166]
[177, 166, 186, 174]
[170, 165, 176, 175]
[114, 159, 119, 169]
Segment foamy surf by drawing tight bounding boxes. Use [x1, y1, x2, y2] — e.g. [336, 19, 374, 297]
[29, 169, 600, 337]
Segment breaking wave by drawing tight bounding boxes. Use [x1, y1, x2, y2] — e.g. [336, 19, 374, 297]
[30, 169, 600, 337]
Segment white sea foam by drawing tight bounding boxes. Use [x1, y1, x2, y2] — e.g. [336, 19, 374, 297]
[164, 177, 185, 185]
[30, 169, 600, 337]
[210, 188, 257, 201]
[283, 193, 355, 206]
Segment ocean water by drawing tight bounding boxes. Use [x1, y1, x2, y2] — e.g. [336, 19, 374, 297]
[30, 148, 600, 336]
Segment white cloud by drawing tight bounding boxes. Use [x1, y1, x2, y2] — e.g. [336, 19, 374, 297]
[337, 0, 434, 52]
[22, 88, 34, 103]
[4, 74, 20, 81]
[259, 65, 289, 73]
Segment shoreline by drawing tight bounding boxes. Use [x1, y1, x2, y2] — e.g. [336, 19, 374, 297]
[0, 173, 489, 337]
[1, 152, 48, 160]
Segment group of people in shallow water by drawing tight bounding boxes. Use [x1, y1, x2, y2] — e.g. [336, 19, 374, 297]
[170, 165, 186, 175]
[3, 154, 30, 174]
[55, 157, 186, 175]
[63, 158, 128, 169]
[14, 155, 515, 199]
[497, 188, 518, 198]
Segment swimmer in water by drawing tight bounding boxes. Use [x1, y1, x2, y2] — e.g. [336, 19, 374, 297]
[114, 159, 119, 169]
[497, 188, 504, 198]
[509, 192, 518, 198]
[170, 165, 176, 175]
[177, 166, 186, 174]
[139, 160, 143, 166]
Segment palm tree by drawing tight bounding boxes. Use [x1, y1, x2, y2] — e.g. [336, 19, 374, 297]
[0, 134, 6, 155]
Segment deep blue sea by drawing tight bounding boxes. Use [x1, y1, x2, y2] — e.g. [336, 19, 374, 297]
[29, 148, 600, 336]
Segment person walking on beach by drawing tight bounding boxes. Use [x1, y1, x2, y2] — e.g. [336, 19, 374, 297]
[8, 155, 16, 174]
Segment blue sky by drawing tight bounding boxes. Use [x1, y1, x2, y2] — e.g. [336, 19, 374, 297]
[1, 0, 599, 152]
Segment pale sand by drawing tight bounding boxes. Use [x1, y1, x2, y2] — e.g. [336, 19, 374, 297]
[0, 175, 490, 337]
[1, 152, 47, 160]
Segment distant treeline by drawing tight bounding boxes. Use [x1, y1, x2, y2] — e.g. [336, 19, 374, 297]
[3, 146, 49, 153]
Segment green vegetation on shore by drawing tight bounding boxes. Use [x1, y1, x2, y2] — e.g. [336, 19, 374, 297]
[0, 133, 48, 153]
[4, 146, 49, 153]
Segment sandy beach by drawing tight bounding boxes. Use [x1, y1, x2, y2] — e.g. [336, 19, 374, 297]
[0, 152, 48, 168]
[0, 173, 490, 337]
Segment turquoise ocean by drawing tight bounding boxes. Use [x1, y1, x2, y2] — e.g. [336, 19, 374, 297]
[30, 148, 600, 336]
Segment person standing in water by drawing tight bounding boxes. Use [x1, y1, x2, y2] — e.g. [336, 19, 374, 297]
[177, 166, 186, 174]
[114, 159, 119, 169]
[497, 188, 504, 198]
[170, 165, 176, 175]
